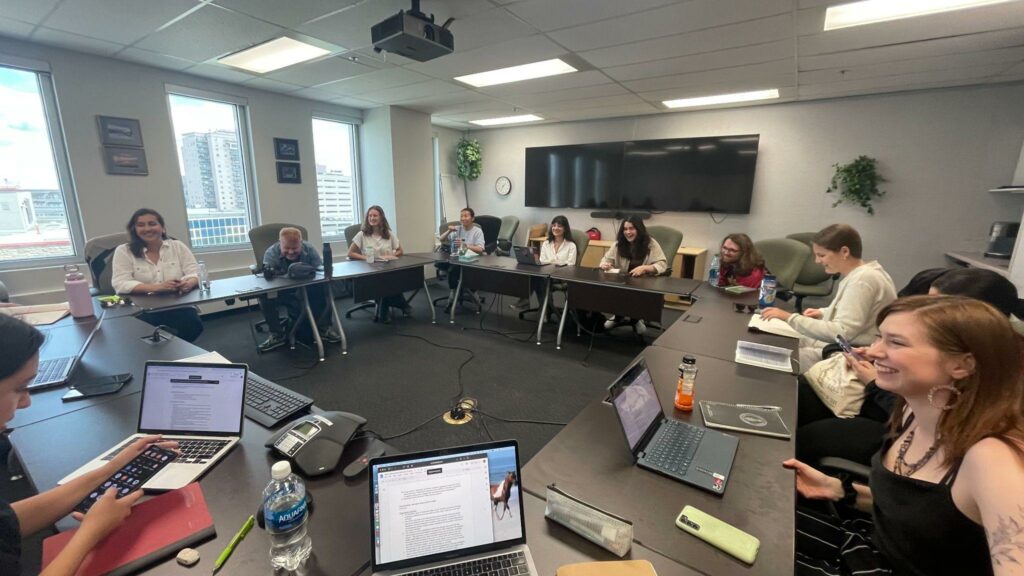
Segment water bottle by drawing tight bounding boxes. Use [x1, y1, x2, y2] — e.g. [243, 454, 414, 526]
[64, 264, 94, 318]
[708, 254, 720, 286]
[322, 243, 333, 278]
[264, 461, 312, 571]
[674, 355, 698, 411]
[197, 260, 210, 292]
[365, 244, 375, 264]
[759, 274, 778, 309]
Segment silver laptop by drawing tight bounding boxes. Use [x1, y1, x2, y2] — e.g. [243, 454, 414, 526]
[31, 314, 103, 391]
[59, 361, 247, 491]
[369, 440, 537, 576]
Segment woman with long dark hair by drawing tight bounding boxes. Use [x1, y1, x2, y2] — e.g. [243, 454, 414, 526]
[110, 208, 203, 341]
[598, 216, 667, 333]
[512, 215, 578, 312]
[716, 233, 766, 289]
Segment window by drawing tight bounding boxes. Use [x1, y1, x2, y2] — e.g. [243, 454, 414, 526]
[168, 90, 256, 250]
[312, 118, 359, 239]
[0, 62, 83, 267]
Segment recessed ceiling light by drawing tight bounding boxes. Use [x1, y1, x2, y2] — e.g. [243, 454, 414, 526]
[455, 59, 577, 88]
[469, 114, 544, 126]
[663, 89, 780, 109]
[218, 37, 332, 74]
[823, 0, 1016, 31]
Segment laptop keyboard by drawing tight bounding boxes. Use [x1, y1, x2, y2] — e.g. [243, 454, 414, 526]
[33, 356, 73, 386]
[102, 438, 229, 464]
[643, 419, 704, 475]
[400, 551, 530, 576]
[244, 373, 313, 428]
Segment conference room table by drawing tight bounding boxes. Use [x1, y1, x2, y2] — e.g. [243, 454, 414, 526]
[330, 254, 439, 323]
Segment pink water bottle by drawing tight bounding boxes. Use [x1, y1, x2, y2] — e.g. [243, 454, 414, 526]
[64, 264, 94, 318]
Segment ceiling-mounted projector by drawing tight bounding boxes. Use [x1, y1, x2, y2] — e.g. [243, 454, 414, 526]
[371, 0, 454, 62]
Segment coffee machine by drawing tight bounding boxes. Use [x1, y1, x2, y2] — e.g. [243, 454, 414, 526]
[984, 221, 1020, 259]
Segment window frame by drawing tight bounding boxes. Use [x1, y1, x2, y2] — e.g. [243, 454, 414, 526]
[0, 55, 86, 271]
[311, 114, 361, 242]
[165, 84, 259, 253]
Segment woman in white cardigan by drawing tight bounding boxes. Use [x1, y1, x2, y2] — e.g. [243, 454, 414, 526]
[599, 215, 668, 334]
[761, 224, 896, 370]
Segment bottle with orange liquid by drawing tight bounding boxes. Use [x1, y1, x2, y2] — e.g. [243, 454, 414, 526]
[674, 355, 698, 411]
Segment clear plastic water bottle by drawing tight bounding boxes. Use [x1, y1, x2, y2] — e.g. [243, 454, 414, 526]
[263, 461, 312, 571]
[196, 260, 210, 292]
[708, 254, 720, 286]
[365, 244, 375, 264]
[64, 264, 94, 318]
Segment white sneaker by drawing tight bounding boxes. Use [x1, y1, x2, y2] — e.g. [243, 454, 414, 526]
[604, 318, 618, 330]
[634, 320, 647, 335]
[509, 298, 531, 311]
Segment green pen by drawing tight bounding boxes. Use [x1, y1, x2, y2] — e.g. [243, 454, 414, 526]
[212, 514, 255, 574]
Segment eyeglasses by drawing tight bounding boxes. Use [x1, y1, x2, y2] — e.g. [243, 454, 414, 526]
[733, 303, 758, 314]
[720, 246, 741, 254]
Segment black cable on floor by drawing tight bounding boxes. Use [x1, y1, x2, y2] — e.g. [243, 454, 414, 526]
[473, 408, 568, 427]
[380, 411, 448, 441]
[478, 413, 494, 441]
[392, 331, 475, 402]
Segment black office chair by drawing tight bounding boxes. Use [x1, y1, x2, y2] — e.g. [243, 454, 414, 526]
[84, 232, 130, 296]
[0, 280, 8, 303]
[475, 215, 502, 255]
[495, 216, 520, 256]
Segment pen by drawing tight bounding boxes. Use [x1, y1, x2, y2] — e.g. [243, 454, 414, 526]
[213, 514, 254, 574]
[736, 404, 781, 411]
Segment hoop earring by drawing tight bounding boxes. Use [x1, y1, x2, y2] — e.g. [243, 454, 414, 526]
[928, 384, 963, 411]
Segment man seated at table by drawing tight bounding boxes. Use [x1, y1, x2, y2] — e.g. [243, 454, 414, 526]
[438, 207, 486, 311]
[257, 227, 340, 352]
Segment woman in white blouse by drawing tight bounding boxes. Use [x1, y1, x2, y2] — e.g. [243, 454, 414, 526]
[348, 205, 409, 321]
[111, 208, 203, 341]
[512, 215, 577, 312]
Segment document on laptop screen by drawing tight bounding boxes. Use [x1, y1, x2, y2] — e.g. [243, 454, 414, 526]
[139, 364, 245, 434]
[373, 446, 523, 565]
[611, 366, 662, 451]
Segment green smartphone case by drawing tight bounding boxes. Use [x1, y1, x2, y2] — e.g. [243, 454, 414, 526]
[675, 505, 760, 565]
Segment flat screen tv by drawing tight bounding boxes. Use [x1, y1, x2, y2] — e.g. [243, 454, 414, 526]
[524, 135, 759, 214]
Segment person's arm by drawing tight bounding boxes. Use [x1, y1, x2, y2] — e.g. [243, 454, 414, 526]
[961, 438, 1024, 574]
[174, 241, 199, 293]
[39, 488, 144, 576]
[466, 229, 485, 254]
[786, 279, 884, 343]
[782, 459, 872, 513]
[110, 246, 142, 295]
[539, 241, 553, 265]
[347, 242, 365, 261]
[564, 242, 577, 265]
[307, 243, 323, 268]
[644, 239, 668, 275]
[393, 236, 403, 257]
[263, 244, 279, 273]
[600, 245, 617, 270]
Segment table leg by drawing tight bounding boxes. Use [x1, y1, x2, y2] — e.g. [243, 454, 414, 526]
[451, 273, 462, 324]
[325, 282, 348, 355]
[423, 280, 436, 324]
[557, 299, 569, 350]
[536, 279, 550, 345]
[300, 286, 325, 361]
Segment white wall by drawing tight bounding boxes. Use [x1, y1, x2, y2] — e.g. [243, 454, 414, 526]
[390, 106, 435, 253]
[458, 82, 1024, 288]
[359, 106, 396, 225]
[0, 37, 363, 301]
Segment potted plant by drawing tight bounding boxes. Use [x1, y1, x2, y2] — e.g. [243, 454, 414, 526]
[456, 138, 482, 181]
[826, 155, 886, 215]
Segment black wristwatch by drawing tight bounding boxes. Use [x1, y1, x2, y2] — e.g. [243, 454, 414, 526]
[838, 474, 857, 507]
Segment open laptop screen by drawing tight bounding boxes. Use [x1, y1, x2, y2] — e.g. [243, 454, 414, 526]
[610, 359, 663, 452]
[370, 441, 525, 571]
[138, 362, 246, 435]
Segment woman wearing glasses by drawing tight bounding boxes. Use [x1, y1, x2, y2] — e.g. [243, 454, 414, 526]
[715, 233, 766, 289]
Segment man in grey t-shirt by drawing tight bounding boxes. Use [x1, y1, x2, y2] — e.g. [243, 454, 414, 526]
[439, 207, 486, 310]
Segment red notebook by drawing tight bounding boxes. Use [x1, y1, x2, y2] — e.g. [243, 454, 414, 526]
[42, 482, 216, 576]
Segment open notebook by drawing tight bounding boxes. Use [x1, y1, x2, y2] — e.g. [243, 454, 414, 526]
[735, 341, 794, 373]
[747, 314, 802, 339]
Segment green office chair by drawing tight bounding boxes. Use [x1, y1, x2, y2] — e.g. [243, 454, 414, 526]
[645, 226, 683, 276]
[496, 216, 520, 256]
[343, 223, 362, 247]
[786, 232, 838, 311]
[84, 232, 130, 295]
[754, 238, 811, 293]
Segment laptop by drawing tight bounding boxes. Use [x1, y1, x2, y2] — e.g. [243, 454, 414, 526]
[512, 245, 541, 266]
[609, 357, 738, 495]
[369, 440, 538, 576]
[59, 361, 247, 491]
[31, 313, 103, 391]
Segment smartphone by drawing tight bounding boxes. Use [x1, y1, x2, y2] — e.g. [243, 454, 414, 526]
[73, 445, 177, 514]
[61, 374, 131, 402]
[835, 335, 865, 361]
[675, 505, 759, 565]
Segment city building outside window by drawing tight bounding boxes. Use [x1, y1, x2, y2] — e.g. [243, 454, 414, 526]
[312, 118, 359, 240]
[168, 90, 256, 249]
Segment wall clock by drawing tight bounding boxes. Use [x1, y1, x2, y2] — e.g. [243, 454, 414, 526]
[495, 176, 512, 196]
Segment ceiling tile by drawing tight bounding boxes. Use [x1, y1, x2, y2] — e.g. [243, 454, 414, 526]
[473, 70, 612, 96]
[625, 59, 794, 93]
[579, 14, 792, 69]
[241, 77, 304, 93]
[534, 93, 648, 112]
[550, 0, 791, 52]
[357, 78, 465, 103]
[117, 47, 195, 71]
[503, 82, 629, 106]
[264, 54, 379, 86]
[30, 26, 124, 56]
[135, 4, 283, 63]
[211, 0, 359, 28]
[291, 86, 345, 101]
[328, 95, 379, 109]
[545, 102, 659, 122]
[503, 0, 681, 33]
[438, 107, 536, 122]
[797, 63, 1013, 98]
[406, 34, 566, 80]
[604, 39, 793, 82]
[799, 46, 1024, 85]
[5, 0, 61, 25]
[184, 62, 257, 83]
[43, 0, 196, 45]
[393, 90, 500, 114]
[317, 66, 433, 95]
[447, 8, 536, 52]
[0, 16, 35, 38]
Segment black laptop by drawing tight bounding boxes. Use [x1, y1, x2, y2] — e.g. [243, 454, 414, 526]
[512, 246, 541, 266]
[609, 357, 738, 495]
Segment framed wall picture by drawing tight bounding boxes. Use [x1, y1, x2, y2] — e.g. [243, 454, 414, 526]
[276, 161, 301, 184]
[274, 138, 300, 161]
[97, 116, 144, 147]
[103, 145, 149, 175]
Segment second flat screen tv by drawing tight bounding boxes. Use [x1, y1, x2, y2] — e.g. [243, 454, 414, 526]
[524, 135, 759, 213]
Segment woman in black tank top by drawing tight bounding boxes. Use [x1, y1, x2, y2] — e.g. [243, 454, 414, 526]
[784, 296, 1024, 575]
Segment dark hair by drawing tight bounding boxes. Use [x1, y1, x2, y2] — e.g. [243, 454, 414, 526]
[616, 215, 651, 262]
[361, 205, 392, 240]
[0, 315, 45, 381]
[932, 268, 1019, 317]
[126, 208, 168, 258]
[812, 224, 862, 258]
[461, 207, 475, 218]
[547, 215, 574, 243]
[721, 233, 765, 276]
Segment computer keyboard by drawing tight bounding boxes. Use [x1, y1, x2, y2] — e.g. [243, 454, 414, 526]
[31, 356, 73, 388]
[244, 373, 313, 428]
[644, 419, 704, 475]
[401, 550, 531, 576]
[102, 438, 229, 464]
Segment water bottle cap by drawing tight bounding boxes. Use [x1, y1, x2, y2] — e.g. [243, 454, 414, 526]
[682, 355, 697, 365]
[271, 461, 292, 480]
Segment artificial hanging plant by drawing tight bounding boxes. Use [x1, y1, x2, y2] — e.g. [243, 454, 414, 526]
[826, 155, 886, 215]
[456, 138, 482, 181]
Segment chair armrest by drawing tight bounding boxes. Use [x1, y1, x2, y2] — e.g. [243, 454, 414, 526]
[818, 457, 871, 484]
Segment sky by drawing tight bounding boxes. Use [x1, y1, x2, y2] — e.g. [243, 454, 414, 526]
[0, 67, 60, 189]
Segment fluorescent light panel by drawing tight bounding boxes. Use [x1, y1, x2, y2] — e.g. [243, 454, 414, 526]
[663, 89, 780, 109]
[824, 0, 1016, 31]
[454, 58, 577, 88]
[469, 114, 543, 126]
[219, 37, 331, 74]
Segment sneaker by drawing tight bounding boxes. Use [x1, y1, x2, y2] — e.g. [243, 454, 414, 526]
[320, 327, 342, 344]
[604, 318, 618, 330]
[258, 333, 286, 353]
[509, 298, 531, 312]
[634, 320, 647, 335]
